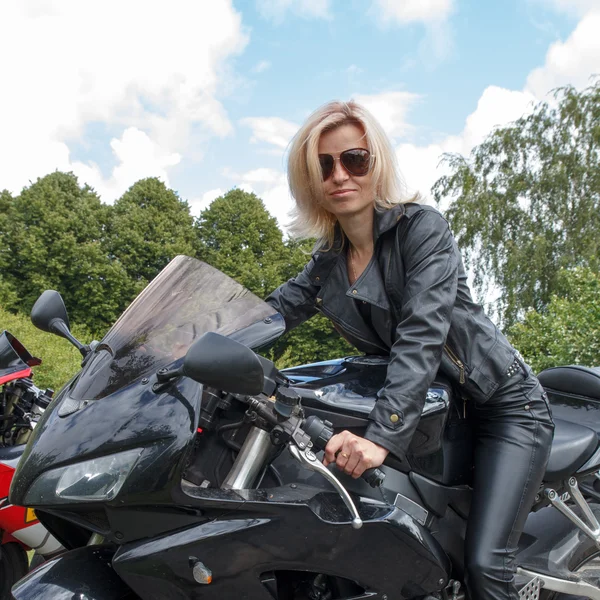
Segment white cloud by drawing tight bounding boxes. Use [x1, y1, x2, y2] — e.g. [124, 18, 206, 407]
[393, 5, 600, 203]
[72, 128, 181, 203]
[525, 11, 600, 98]
[220, 167, 292, 229]
[251, 60, 272, 73]
[531, 0, 599, 17]
[396, 143, 446, 202]
[396, 86, 537, 202]
[240, 117, 299, 150]
[256, 0, 331, 22]
[368, 0, 455, 65]
[346, 65, 364, 76]
[0, 0, 247, 199]
[353, 91, 421, 138]
[453, 87, 537, 154]
[241, 168, 286, 184]
[370, 0, 454, 25]
[189, 188, 225, 217]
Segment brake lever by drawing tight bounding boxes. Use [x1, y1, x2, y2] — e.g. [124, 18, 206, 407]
[288, 444, 363, 529]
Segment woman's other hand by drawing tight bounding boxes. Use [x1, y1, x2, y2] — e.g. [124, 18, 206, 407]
[323, 430, 389, 478]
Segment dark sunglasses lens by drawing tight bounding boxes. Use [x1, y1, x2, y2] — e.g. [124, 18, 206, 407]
[319, 155, 334, 180]
[341, 149, 370, 176]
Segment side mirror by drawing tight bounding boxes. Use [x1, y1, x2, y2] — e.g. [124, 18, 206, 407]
[31, 291, 86, 355]
[183, 332, 264, 395]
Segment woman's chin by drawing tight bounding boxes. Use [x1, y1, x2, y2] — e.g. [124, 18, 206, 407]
[325, 199, 373, 219]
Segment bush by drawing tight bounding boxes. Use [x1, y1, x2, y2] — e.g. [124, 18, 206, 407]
[509, 267, 600, 373]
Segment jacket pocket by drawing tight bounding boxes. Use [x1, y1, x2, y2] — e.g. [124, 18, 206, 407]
[467, 333, 516, 402]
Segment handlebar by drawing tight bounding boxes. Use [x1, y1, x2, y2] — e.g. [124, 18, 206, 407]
[303, 415, 386, 488]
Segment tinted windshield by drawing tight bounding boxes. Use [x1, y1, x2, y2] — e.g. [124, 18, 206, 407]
[68, 256, 282, 401]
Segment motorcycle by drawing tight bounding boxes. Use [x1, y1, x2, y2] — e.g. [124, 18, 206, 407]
[9, 255, 600, 599]
[0, 331, 63, 598]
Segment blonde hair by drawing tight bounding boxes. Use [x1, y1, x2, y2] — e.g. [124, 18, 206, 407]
[287, 100, 416, 245]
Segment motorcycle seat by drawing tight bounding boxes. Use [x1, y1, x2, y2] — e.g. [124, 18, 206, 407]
[538, 366, 600, 400]
[544, 418, 598, 482]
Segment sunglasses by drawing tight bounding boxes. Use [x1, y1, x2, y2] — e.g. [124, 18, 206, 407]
[318, 148, 374, 181]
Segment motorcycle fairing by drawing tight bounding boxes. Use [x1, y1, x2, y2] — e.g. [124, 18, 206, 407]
[112, 487, 450, 600]
[0, 331, 39, 383]
[9, 376, 203, 525]
[0, 368, 32, 386]
[11, 544, 136, 600]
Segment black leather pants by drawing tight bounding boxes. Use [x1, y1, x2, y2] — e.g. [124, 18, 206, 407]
[464, 358, 555, 600]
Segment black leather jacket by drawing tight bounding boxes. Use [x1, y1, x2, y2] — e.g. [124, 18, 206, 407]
[266, 202, 518, 459]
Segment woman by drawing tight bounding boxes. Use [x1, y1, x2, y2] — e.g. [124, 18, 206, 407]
[265, 100, 555, 600]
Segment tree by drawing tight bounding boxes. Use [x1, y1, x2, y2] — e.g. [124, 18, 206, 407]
[0, 190, 18, 308]
[195, 190, 356, 367]
[108, 178, 196, 298]
[268, 237, 357, 368]
[1, 172, 130, 333]
[434, 81, 600, 327]
[195, 189, 288, 298]
[509, 267, 600, 373]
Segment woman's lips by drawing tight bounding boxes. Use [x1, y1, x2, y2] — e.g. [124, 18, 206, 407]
[331, 189, 355, 196]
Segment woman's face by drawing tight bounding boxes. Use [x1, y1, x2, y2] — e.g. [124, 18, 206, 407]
[317, 122, 377, 220]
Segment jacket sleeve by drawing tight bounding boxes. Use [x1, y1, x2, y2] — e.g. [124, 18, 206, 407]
[265, 258, 320, 332]
[364, 209, 459, 459]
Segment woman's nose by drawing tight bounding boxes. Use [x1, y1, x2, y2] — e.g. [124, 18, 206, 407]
[331, 159, 349, 184]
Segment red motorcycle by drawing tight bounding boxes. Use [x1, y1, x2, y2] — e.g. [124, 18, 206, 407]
[0, 331, 62, 598]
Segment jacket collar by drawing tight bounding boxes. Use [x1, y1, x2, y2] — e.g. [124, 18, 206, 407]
[326, 203, 406, 251]
[308, 203, 406, 306]
[373, 202, 406, 240]
[312, 203, 405, 263]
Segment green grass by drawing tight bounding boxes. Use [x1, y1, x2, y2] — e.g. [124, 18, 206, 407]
[0, 306, 92, 393]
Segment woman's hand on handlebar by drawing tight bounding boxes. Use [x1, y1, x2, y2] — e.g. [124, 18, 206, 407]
[323, 431, 389, 479]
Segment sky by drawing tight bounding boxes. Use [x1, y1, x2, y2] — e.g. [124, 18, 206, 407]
[1, 0, 598, 231]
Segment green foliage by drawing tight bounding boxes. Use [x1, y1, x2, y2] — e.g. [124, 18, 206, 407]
[1, 172, 129, 332]
[108, 178, 196, 298]
[1, 176, 356, 373]
[509, 268, 600, 373]
[434, 81, 600, 327]
[0, 305, 90, 392]
[266, 236, 357, 367]
[195, 188, 288, 298]
[195, 192, 356, 367]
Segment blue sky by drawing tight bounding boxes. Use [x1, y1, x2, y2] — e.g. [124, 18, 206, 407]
[1, 0, 598, 230]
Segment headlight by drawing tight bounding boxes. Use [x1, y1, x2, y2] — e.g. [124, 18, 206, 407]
[23, 448, 142, 505]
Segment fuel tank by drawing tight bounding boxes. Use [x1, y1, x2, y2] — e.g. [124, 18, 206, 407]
[282, 356, 472, 486]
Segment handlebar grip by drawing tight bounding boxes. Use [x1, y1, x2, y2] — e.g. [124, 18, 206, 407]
[362, 467, 385, 488]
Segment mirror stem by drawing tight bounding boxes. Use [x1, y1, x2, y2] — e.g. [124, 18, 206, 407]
[49, 319, 86, 356]
[156, 366, 184, 383]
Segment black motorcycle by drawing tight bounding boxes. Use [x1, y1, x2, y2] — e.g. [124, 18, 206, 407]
[9, 255, 600, 599]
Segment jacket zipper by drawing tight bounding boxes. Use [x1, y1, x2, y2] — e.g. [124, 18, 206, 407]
[444, 345, 467, 419]
[444, 345, 465, 385]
